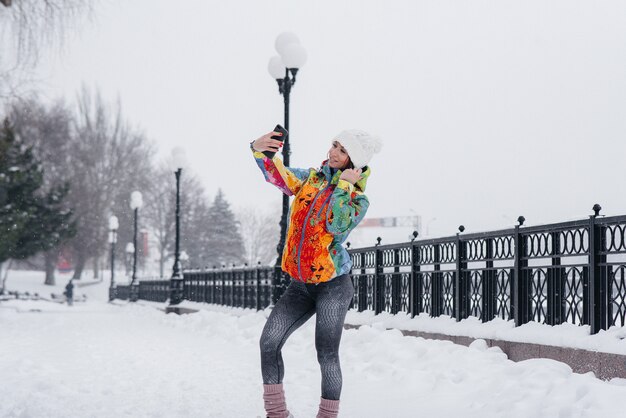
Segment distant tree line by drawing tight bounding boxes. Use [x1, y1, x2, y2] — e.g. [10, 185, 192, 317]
[0, 90, 278, 290]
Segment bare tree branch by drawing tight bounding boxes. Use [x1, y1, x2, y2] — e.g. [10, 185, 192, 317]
[67, 86, 155, 279]
[0, 0, 94, 99]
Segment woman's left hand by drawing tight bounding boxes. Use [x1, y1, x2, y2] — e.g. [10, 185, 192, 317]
[339, 168, 362, 184]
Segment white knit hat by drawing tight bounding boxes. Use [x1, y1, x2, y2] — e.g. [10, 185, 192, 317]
[335, 129, 382, 169]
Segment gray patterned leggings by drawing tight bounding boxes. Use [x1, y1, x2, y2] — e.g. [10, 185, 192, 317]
[259, 274, 354, 400]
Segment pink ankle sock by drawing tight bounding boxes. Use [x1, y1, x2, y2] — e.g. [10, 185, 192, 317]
[317, 397, 340, 418]
[263, 384, 290, 418]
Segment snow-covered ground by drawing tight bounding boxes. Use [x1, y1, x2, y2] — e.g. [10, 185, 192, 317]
[2, 271, 626, 417]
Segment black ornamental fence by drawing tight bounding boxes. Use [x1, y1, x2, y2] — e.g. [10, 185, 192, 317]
[114, 267, 276, 311]
[114, 208, 626, 335]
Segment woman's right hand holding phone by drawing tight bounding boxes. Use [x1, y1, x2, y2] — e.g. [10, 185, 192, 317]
[252, 131, 284, 153]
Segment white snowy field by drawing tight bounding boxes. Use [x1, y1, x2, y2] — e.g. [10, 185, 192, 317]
[2, 272, 626, 417]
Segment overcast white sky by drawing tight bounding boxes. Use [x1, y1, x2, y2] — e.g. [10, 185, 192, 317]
[16, 0, 626, 239]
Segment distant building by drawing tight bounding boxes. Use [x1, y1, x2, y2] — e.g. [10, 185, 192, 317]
[348, 215, 422, 248]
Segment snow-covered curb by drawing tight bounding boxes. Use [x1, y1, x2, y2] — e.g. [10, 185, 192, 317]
[344, 310, 626, 356]
[132, 299, 271, 318]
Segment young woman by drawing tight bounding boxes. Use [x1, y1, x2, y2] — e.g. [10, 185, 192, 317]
[250, 129, 381, 418]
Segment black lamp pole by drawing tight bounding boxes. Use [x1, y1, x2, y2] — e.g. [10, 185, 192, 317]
[173, 168, 182, 278]
[132, 208, 138, 282]
[108, 228, 117, 301]
[169, 168, 183, 305]
[111, 238, 115, 284]
[273, 68, 298, 304]
[130, 207, 139, 302]
[268, 33, 307, 303]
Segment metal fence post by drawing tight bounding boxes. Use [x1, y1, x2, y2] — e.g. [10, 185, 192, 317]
[432, 244, 441, 317]
[267, 267, 274, 309]
[235, 266, 240, 307]
[230, 267, 235, 307]
[358, 252, 367, 312]
[205, 269, 210, 303]
[255, 263, 261, 311]
[454, 226, 467, 321]
[588, 205, 608, 333]
[547, 231, 562, 326]
[211, 268, 216, 305]
[195, 272, 200, 302]
[182, 274, 189, 301]
[374, 239, 384, 314]
[410, 241, 422, 318]
[483, 238, 496, 322]
[189, 273, 195, 302]
[200, 270, 205, 303]
[220, 267, 225, 305]
[189, 273, 194, 302]
[513, 217, 529, 326]
[391, 248, 401, 314]
[240, 267, 245, 308]
[242, 267, 247, 309]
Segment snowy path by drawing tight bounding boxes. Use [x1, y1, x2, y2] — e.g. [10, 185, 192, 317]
[1, 300, 626, 418]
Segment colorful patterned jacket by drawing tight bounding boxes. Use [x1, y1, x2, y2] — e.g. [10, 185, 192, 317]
[252, 148, 370, 284]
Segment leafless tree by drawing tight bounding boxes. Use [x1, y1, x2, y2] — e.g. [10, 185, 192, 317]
[67, 86, 154, 280]
[0, 0, 91, 61]
[237, 205, 281, 266]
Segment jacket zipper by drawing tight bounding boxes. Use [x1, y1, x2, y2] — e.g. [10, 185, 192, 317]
[317, 193, 333, 222]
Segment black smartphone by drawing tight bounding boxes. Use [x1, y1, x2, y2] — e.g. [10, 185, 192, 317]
[263, 124, 288, 159]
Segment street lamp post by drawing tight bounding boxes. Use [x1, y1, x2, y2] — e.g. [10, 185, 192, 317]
[108, 215, 119, 301]
[169, 147, 187, 306]
[267, 32, 307, 303]
[129, 191, 143, 302]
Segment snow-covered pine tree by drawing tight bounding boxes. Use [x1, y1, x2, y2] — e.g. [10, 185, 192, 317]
[0, 118, 37, 264]
[205, 189, 245, 267]
[8, 98, 76, 285]
[0, 118, 74, 289]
